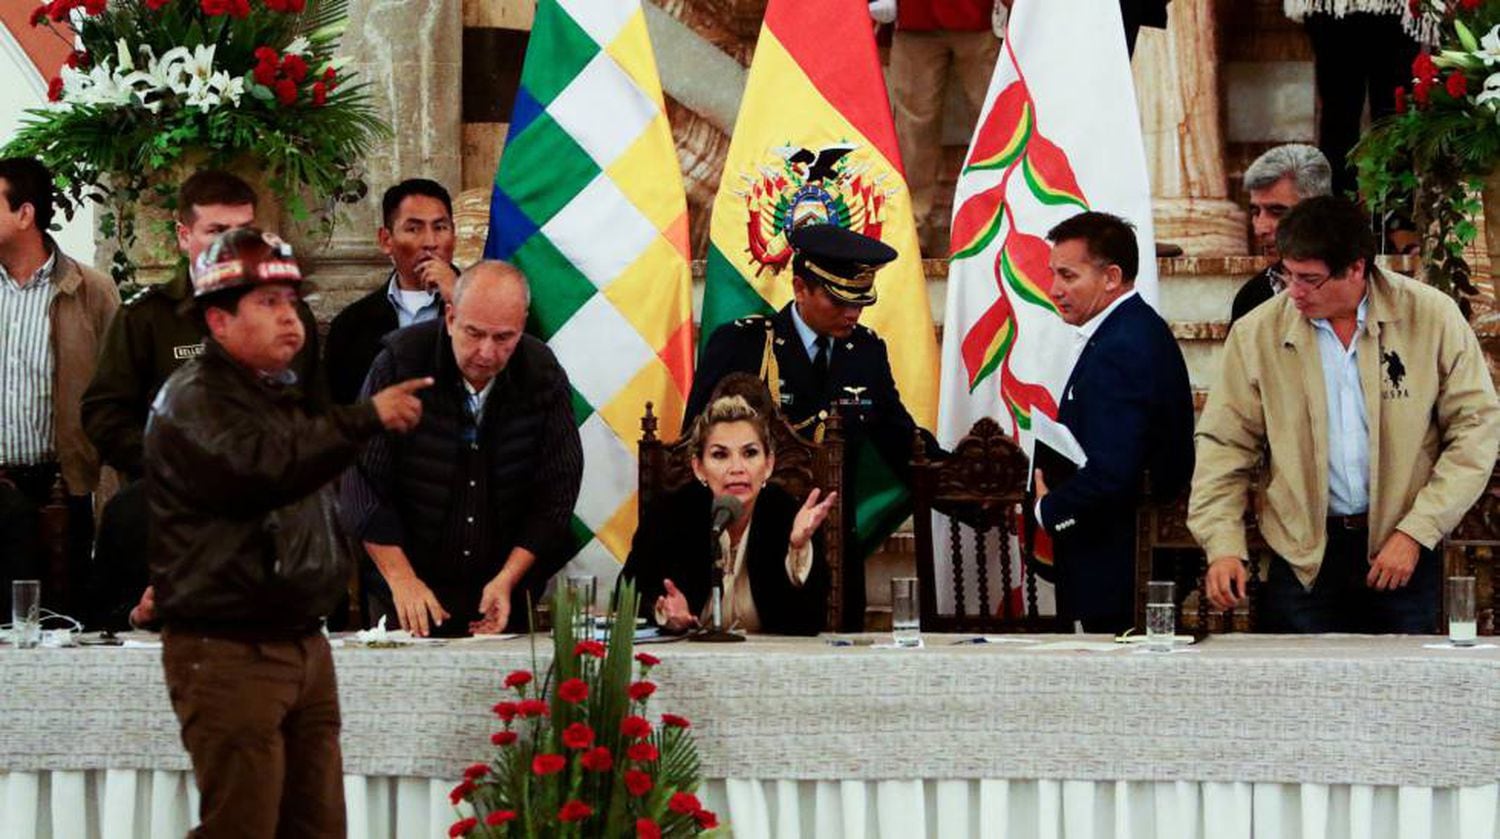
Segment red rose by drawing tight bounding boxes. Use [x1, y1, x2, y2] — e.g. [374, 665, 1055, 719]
[574, 639, 606, 658]
[624, 769, 653, 796]
[485, 810, 517, 827]
[558, 678, 588, 704]
[493, 701, 519, 722]
[490, 730, 518, 746]
[64, 50, 87, 68]
[463, 762, 490, 780]
[49, 2, 71, 23]
[531, 753, 566, 775]
[82, 0, 105, 13]
[47, 76, 64, 103]
[626, 742, 659, 762]
[1446, 70, 1468, 98]
[1394, 85, 1408, 114]
[323, 66, 338, 90]
[634, 651, 660, 667]
[253, 61, 278, 87]
[1462, 0, 1482, 9]
[254, 46, 277, 63]
[621, 715, 652, 739]
[636, 818, 662, 839]
[311, 81, 327, 106]
[1412, 53, 1438, 85]
[29, 6, 48, 26]
[281, 53, 309, 83]
[289, 0, 306, 10]
[627, 680, 656, 702]
[580, 746, 613, 772]
[668, 792, 701, 815]
[518, 698, 549, 717]
[694, 809, 719, 830]
[448, 816, 478, 838]
[562, 722, 595, 750]
[145, 0, 172, 8]
[661, 713, 690, 729]
[273, 78, 297, 105]
[1415, 79, 1433, 107]
[558, 800, 593, 822]
[448, 779, 474, 805]
[503, 670, 533, 690]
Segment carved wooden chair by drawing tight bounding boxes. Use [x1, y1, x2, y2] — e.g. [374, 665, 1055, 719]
[910, 418, 1063, 633]
[1442, 464, 1500, 635]
[1132, 472, 1271, 634]
[637, 403, 846, 632]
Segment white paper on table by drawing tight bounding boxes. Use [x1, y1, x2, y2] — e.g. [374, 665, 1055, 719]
[1422, 642, 1499, 650]
[1023, 640, 1125, 652]
[449, 634, 523, 644]
[121, 639, 162, 649]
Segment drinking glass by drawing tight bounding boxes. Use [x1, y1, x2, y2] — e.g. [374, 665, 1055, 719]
[1447, 576, 1477, 647]
[11, 580, 40, 649]
[1146, 580, 1175, 652]
[565, 575, 597, 641]
[891, 577, 920, 648]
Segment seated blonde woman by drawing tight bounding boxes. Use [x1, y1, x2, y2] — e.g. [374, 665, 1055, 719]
[620, 378, 836, 636]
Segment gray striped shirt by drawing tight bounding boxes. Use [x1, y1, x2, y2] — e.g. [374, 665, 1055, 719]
[0, 252, 57, 465]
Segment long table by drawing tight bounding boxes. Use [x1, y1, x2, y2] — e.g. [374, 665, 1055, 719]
[3, 633, 1499, 838]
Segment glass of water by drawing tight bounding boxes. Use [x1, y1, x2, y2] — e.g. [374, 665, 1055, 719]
[565, 574, 596, 641]
[1447, 576, 1477, 647]
[891, 577, 920, 648]
[11, 580, 40, 649]
[1146, 580, 1175, 652]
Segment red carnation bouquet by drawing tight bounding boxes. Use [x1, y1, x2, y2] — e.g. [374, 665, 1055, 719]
[449, 582, 721, 838]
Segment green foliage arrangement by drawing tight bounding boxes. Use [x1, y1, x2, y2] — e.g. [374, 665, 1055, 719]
[448, 582, 722, 839]
[1353, 0, 1500, 314]
[2, 0, 388, 282]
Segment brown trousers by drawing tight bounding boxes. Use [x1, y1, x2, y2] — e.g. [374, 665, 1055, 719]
[162, 630, 346, 838]
[889, 28, 1001, 250]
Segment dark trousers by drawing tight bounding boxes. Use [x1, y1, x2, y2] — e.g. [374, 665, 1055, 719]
[1261, 523, 1441, 633]
[1304, 13, 1420, 197]
[162, 630, 346, 838]
[89, 479, 150, 631]
[0, 463, 93, 618]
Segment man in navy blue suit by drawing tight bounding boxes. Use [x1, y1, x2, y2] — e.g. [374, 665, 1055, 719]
[1032, 212, 1195, 633]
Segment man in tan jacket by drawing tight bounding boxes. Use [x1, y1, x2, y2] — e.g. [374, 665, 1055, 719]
[0, 157, 119, 618]
[1190, 196, 1499, 632]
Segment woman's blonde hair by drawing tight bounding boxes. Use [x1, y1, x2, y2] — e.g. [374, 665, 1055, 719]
[688, 376, 776, 459]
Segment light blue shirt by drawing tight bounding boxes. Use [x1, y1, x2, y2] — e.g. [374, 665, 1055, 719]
[385, 272, 441, 329]
[1310, 296, 1370, 516]
[788, 303, 827, 363]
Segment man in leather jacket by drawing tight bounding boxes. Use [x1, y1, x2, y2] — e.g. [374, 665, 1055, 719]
[143, 228, 429, 838]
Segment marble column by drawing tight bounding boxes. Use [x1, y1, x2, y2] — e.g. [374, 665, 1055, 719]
[1131, 0, 1247, 256]
[309, 0, 464, 317]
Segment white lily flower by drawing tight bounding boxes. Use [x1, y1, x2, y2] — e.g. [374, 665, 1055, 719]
[217, 73, 246, 107]
[1479, 25, 1500, 66]
[284, 36, 310, 56]
[115, 38, 134, 73]
[1478, 71, 1500, 108]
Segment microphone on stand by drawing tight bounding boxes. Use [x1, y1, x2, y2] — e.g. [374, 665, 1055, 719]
[692, 494, 747, 643]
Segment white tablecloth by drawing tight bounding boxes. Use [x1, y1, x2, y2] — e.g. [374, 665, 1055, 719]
[4, 633, 1499, 837]
[3, 770, 1497, 838]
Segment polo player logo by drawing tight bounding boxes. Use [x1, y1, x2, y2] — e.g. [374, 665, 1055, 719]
[736, 143, 895, 274]
[1382, 349, 1406, 390]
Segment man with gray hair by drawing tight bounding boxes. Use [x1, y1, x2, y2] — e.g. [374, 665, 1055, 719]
[341, 261, 583, 636]
[1232, 143, 1332, 324]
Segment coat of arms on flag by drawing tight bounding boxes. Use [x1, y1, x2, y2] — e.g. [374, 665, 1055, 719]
[738, 143, 896, 273]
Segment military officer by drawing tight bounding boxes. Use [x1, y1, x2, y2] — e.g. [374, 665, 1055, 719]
[80, 170, 326, 629]
[684, 223, 940, 630]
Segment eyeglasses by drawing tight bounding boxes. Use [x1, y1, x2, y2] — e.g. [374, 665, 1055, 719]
[1268, 265, 1341, 291]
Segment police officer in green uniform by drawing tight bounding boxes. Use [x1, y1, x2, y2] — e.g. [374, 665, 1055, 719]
[80, 171, 325, 629]
[684, 223, 940, 631]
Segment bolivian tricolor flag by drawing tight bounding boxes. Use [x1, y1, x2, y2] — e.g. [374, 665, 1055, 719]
[702, 0, 939, 557]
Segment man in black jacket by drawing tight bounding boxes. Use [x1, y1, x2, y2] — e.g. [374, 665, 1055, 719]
[324, 178, 456, 404]
[1230, 144, 1332, 325]
[342, 260, 583, 637]
[144, 228, 428, 838]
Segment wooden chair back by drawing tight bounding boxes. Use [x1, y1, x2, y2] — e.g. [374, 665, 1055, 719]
[638, 403, 846, 631]
[910, 418, 1063, 633]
